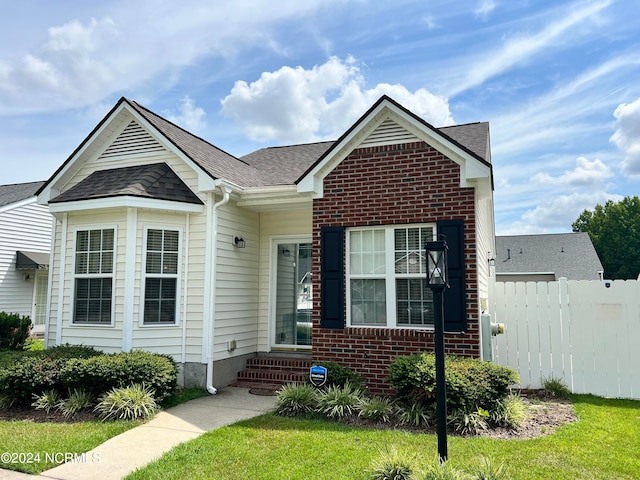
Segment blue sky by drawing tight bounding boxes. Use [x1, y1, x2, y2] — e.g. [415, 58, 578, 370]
[1, 0, 638, 234]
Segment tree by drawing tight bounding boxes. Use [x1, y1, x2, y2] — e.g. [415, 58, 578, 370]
[572, 196, 640, 280]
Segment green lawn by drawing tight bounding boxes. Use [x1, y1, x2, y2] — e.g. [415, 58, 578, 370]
[126, 395, 640, 480]
[0, 419, 140, 474]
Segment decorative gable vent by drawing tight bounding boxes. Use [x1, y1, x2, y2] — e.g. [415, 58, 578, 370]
[360, 118, 420, 147]
[100, 121, 167, 159]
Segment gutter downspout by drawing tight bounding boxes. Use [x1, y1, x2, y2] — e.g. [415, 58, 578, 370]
[206, 184, 231, 395]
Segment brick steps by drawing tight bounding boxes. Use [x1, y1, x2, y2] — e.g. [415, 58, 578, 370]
[232, 356, 313, 391]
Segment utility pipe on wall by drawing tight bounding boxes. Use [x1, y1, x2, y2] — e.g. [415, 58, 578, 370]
[206, 184, 231, 395]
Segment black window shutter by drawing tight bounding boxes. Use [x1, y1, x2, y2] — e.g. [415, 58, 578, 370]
[436, 219, 467, 333]
[320, 226, 345, 329]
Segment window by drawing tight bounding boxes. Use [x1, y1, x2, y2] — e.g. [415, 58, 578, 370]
[74, 228, 114, 324]
[143, 229, 179, 324]
[347, 225, 434, 327]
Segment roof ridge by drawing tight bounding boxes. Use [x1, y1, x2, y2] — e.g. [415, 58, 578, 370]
[127, 99, 254, 168]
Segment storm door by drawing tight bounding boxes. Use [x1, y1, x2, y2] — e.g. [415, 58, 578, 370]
[272, 241, 312, 349]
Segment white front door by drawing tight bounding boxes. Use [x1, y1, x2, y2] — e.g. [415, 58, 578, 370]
[271, 240, 312, 349]
[32, 272, 48, 335]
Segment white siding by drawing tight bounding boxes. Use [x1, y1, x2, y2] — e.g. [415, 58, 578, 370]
[212, 202, 260, 360]
[257, 209, 312, 351]
[476, 194, 495, 312]
[0, 201, 52, 318]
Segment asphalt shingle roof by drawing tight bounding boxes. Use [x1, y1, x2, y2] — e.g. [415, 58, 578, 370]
[0, 181, 46, 208]
[49, 163, 203, 205]
[127, 100, 266, 188]
[241, 141, 335, 186]
[495, 232, 604, 280]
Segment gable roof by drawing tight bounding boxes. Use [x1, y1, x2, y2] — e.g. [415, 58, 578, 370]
[241, 141, 335, 186]
[495, 232, 604, 280]
[126, 100, 265, 188]
[49, 163, 203, 205]
[296, 95, 493, 194]
[38, 95, 493, 204]
[0, 181, 46, 208]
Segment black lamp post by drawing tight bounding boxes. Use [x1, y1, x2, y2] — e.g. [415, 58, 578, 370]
[425, 237, 449, 462]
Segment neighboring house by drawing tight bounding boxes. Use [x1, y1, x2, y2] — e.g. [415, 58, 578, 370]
[36, 95, 494, 392]
[0, 181, 53, 336]
[494, 232, 604, 282]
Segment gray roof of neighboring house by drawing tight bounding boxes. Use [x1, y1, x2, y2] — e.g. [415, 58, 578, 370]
[495, 232, 604, 280]
[50, 163, 203, 205]
[0, 181, 46, 208]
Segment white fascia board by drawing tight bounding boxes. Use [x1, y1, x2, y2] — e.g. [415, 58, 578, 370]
[238, 185, 312, 209]
[39, 103, 132, 204]
[48, 196, 204, 215]
[297, 100, 491, 196]
[0, 196, 35, 214]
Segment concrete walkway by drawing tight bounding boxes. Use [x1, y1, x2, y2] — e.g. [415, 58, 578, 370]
[0, 387, 276, 480]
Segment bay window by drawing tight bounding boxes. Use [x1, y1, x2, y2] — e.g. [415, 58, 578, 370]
[73, 228, 114, 324]
[143, 228, 180, 325]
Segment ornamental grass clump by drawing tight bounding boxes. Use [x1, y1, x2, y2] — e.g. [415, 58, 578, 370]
[94, 383, 158, 421]
[359, 396, 395, 422]
[274, 383, 318, 417]
[31, 389, 61, 414]
[316, 381, 364, 419]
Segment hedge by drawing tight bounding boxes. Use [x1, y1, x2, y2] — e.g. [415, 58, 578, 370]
[0, 348, 178, 406]
[388, 352, 519, 412]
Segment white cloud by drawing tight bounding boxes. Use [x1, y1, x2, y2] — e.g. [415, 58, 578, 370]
[448, 0, 612, 96]
[503, 191, 623, 234]
[610, 97, 640, 176]
[475, 0, 497, 21]
[220, 56, 453, 144]
[531, 156, 612, 186]
[164, 96, 206, 134]
[0, 1, 335, 115]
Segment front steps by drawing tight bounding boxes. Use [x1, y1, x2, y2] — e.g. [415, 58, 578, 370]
[233, 355, 313, 392]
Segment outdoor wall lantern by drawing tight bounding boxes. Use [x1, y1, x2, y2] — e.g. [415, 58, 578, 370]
[424, 237, 450, 463]
[234, 236, 246, 248]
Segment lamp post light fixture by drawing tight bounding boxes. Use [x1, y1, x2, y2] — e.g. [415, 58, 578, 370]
[425, 237, 449, 463]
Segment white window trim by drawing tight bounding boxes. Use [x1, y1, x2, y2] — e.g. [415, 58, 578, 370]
[139, 225, 183, 327]
[346, 224, 435, 329]
[71, 224, 117, 327]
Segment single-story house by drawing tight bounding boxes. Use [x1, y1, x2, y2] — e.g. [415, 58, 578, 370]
[494, 232, 604, 282]
[0, 181, 52, 336]
[36, 95, 495, 392]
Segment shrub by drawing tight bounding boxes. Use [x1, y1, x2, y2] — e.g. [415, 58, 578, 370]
[388, 353, 519, 413]
[542, 375, 571, 399]
[368, 447, 414, 480]
[309, 361, 365, 389]
[274, 383, 318, 417]
[0, 356, 68, 404]
[316, 381, 364, 419]
[32, 389, 62, 414]
[490, 393, 527, 430]
[95, 384, 158, 421]
[60, 350, 178, 402]
[359, 396, 395, 422]
[0, 312, 32, 351]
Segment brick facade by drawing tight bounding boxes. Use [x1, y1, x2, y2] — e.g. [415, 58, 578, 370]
[311, 141, 481, 393]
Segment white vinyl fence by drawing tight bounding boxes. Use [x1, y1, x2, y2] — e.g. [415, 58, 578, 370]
[489, 278, 640, 399]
